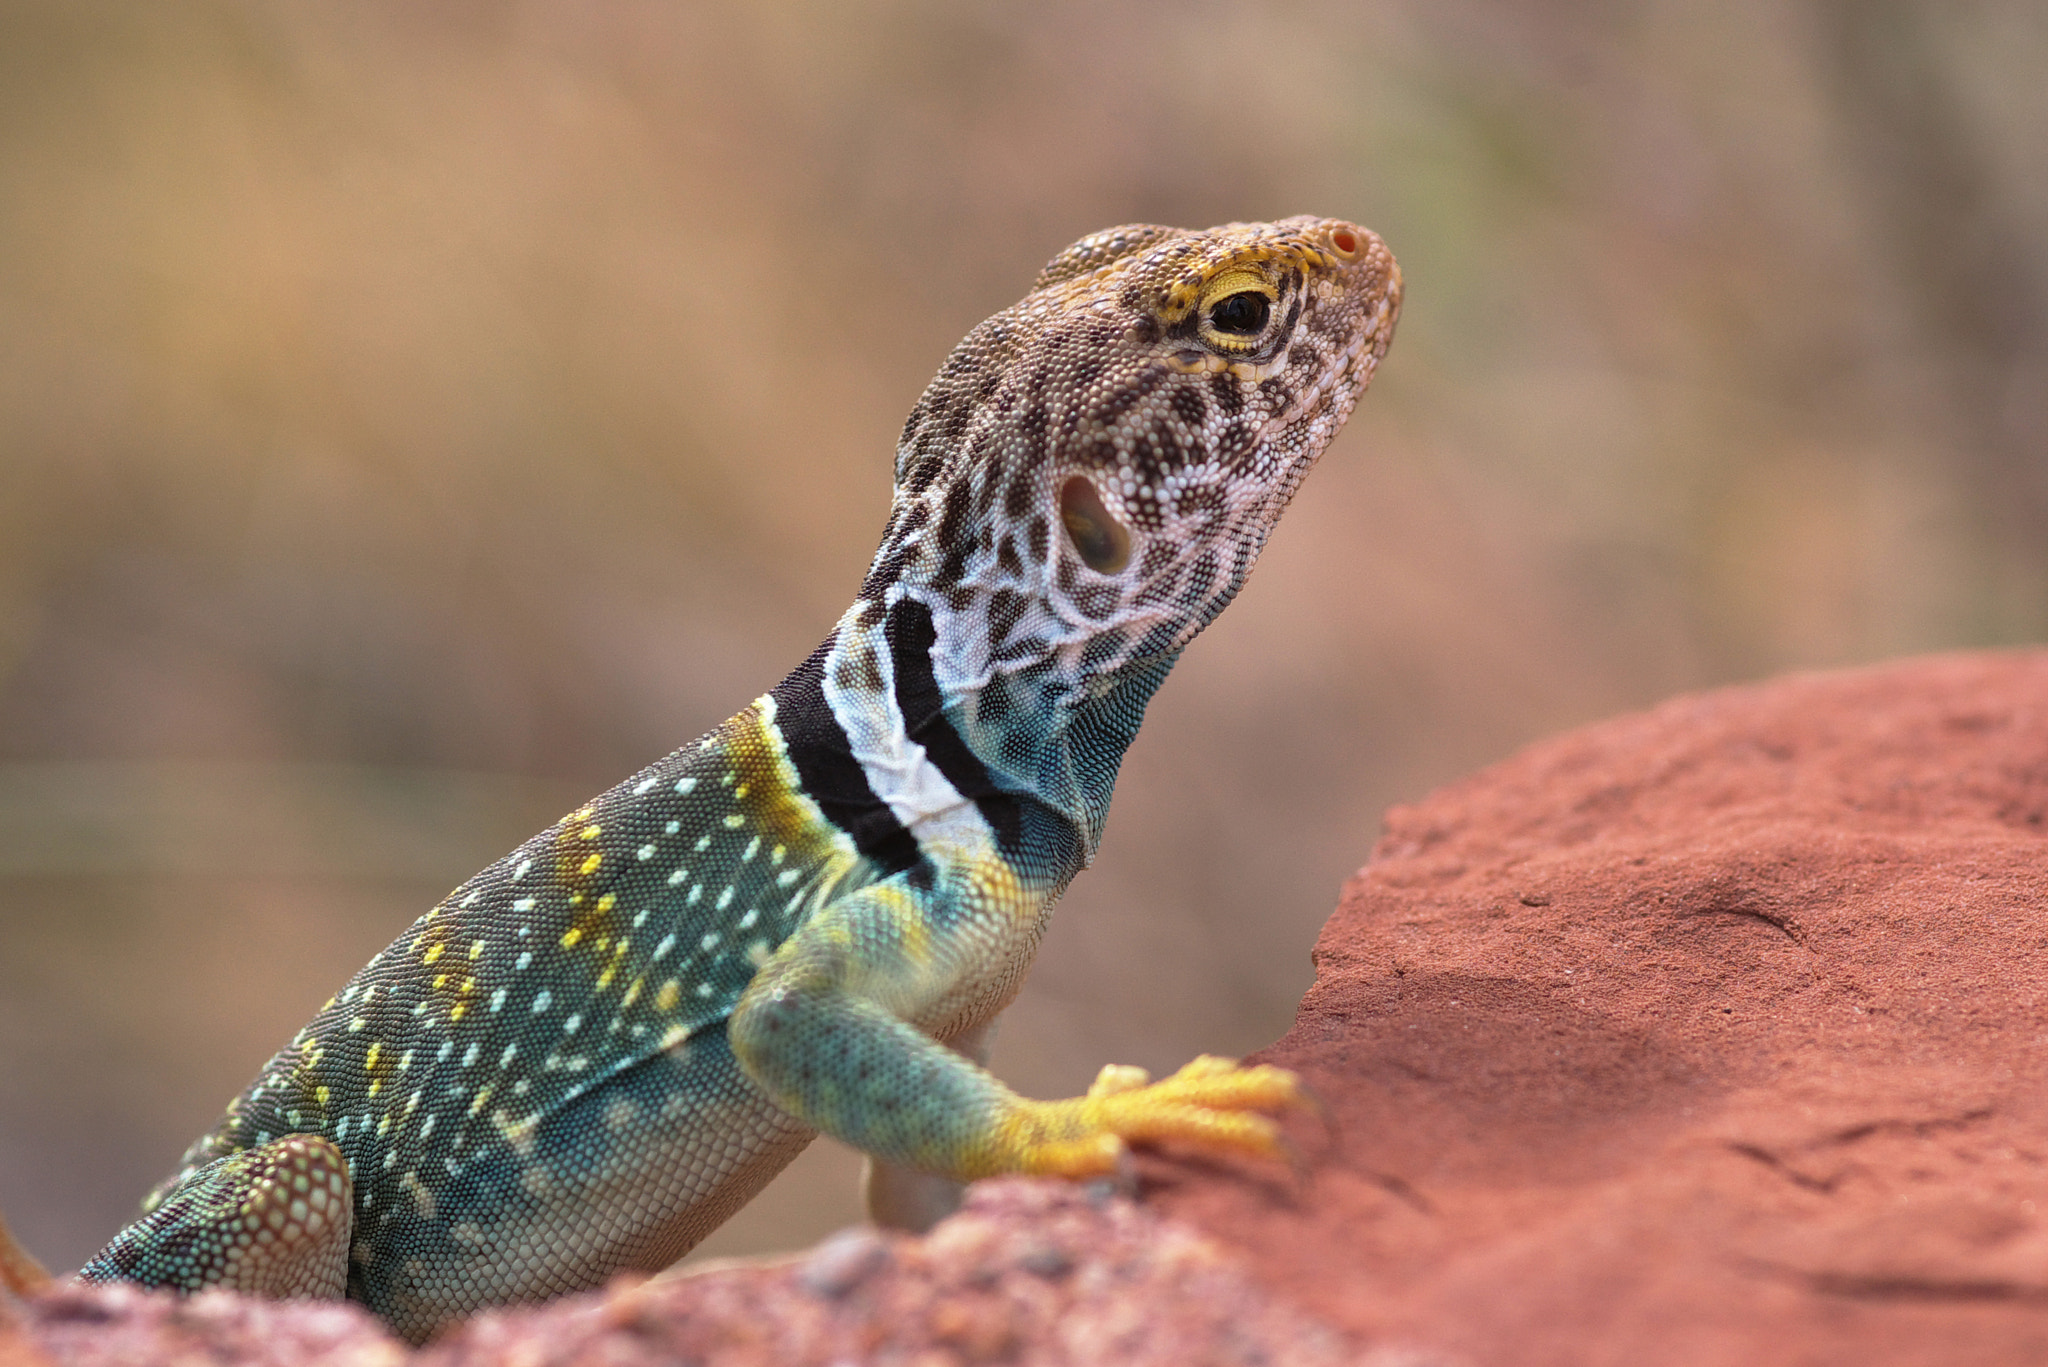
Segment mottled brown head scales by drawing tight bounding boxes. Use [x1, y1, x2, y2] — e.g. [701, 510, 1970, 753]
[873, 216, 1399, 724]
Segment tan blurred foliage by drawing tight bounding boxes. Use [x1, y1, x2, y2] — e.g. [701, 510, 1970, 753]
[1, 1, 2043, 1274]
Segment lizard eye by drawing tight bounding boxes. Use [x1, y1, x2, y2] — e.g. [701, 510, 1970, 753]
[1059, 476, 1131, 574]
[1208, 291, 1270, 336]
[1195, 270, 1279, 353]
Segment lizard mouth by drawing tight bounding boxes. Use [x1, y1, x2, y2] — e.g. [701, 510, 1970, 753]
[1272, 256, 1402, 438]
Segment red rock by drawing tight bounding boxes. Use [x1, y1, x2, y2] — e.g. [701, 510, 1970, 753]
[419, 1180, 1352, 1367]
[19, 1182, 1350, 1365]
[26, 650, 2048, 1364]
[21, 1282, 401, 1367]
[1154, 650, 2048, 1367]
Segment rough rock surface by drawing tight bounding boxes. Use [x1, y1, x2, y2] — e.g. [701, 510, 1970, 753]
[1156, 649, 2048, 1366]
[432, 1181, 1352, 1367]
[10, 1181, 1349, 1367]
[14, 649, 2048, 1364]
[7, 1281, 402, 1367]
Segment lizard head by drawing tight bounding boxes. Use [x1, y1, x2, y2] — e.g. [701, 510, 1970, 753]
[861, 216, 1399, 796]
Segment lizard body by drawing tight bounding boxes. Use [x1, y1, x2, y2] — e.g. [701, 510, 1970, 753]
[71, 216, 1400, 1342]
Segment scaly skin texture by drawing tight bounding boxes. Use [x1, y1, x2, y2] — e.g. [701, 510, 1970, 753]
[71, 217, 1400, 1343]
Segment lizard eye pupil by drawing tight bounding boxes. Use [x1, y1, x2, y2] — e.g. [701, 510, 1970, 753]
[1208, 291, 1270, 336]
[1059, 476, 1132, 574]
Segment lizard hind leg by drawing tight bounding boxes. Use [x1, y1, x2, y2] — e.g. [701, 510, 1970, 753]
[76, 1134, 352, 1301]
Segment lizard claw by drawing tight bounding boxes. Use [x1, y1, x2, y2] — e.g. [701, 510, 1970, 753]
[1086, 1063, 1152, 1098]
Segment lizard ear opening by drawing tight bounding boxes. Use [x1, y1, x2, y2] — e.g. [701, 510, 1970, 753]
[1059, 476, 1132, 574]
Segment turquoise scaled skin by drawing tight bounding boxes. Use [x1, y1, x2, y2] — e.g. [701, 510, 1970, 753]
[75, 216, 1401, 1343]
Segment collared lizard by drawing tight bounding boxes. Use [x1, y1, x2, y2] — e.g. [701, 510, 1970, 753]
[49, 216, 1400, 1343]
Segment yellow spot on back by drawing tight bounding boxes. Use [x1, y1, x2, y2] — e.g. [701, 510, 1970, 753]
[470, 940, 485, 960]
[450, 1004, 469, 1021]
[656, 979, 680, 1011]
[579, 853, 602, 876]
[561, 928, 583, 949]
[580, 825, 602, 840]
[315, 1085, 331, 1106]
[498, 1112, 539, 1157]
[423, 943, 445, 965]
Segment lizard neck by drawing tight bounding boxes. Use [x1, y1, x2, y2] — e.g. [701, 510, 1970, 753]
[944, 596, 1179, 867]
[765, 590, 1179, 891]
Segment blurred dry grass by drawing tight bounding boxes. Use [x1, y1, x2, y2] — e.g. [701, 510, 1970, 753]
[1, 0, 2043, 1274]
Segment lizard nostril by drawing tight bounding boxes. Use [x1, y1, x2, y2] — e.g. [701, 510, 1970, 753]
[1328, 227, 1359, 257]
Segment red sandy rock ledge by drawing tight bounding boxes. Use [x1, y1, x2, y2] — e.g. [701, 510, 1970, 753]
[8, 650, 2048, 1365]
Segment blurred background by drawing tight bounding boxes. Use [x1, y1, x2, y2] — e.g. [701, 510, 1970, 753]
[2, 1, 2044, 1275]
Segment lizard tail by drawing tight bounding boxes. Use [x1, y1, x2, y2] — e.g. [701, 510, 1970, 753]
[0, 1208, 52, 1298]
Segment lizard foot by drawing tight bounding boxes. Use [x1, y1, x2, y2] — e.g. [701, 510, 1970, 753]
[998, 1055, 1310, 1179]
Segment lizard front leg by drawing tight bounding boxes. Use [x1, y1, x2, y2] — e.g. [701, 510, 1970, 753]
[860, 1017, 996, 1233]
[728, 874, 1306, 1191]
